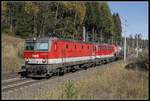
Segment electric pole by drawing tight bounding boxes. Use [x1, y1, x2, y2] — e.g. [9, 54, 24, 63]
[124, 36, 127, 62]
[137, 34, 139, 57]
[136, 34, 139, 57]
[136, 33, 142, 57]
[120, 16, 127, 62]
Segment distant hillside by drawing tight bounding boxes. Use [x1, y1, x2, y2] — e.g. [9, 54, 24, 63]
[2, 34, 25, 74]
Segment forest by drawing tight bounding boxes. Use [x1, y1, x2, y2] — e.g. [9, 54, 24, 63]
[1, 1, 128, 45]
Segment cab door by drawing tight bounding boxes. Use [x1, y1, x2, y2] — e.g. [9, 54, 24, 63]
[92, 44, 96, 59]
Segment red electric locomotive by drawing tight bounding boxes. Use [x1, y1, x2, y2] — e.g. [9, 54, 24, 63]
[19, 37, 120, 78]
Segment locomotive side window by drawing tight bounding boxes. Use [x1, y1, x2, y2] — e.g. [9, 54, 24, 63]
[100, 46, 102, 51]
[54, 43, 57, 51]
[66, 44, 68, 49]
[102, 46, 104, 50]
[93, 46, 96, 51]
[99, 46, 100, 51]
[110, 46, 112, 50]
[104, 46, 106, 50]
[93, 46, 94, 51]
[105, 46, 107, 50]
[107, 46, 109, 50]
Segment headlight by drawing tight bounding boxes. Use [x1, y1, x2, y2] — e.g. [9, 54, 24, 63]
[42, 59, 46, 63]
[25, 58, 29, 61]
[25, 58, 29, 63]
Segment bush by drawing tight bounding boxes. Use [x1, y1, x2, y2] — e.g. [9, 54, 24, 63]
[61, 80, 77, 99]
[125, 49, 149, 71]
[2, 28, 15, 36]
[136, 49, 149, 64]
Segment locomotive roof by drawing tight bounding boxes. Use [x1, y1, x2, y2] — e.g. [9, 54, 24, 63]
[25, 37, 50, 42]
[25, 37, 114, 46]
[50, 37, 113, 45]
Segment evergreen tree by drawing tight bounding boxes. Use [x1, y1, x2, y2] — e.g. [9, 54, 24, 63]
[113, 13, 122, 43]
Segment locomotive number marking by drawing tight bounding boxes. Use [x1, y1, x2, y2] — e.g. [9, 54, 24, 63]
[32, 54, 39, 58]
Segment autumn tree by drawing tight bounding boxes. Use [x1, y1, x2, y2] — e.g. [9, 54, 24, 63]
[2, 1, 122, 44]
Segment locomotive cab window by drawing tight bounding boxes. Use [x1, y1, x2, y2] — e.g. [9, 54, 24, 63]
[25, 42, 34, 50]
[35, 42, 49, 51]
[25, 42, 49, 51]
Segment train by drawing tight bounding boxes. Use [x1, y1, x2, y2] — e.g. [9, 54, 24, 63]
[18, 37, 123, 78]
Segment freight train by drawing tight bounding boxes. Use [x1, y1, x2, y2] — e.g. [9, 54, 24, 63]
[18, 37, 122, 79]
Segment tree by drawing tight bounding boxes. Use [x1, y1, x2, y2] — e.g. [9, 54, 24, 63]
[2, 1, 8, 30]
[2, 1, 121, 43]
[113, 13, 122, 39]
[98, 2, 114, 42]
[84, 2, 114, 43]
[24, 1, 39, 36]
[62, 2, 86, 40]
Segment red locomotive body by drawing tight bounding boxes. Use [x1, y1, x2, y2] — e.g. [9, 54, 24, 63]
[19, 37, 119, 78]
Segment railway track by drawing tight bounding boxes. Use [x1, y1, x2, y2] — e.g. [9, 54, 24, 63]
[2, 77, 37, 92]
[2, 60, 129, 100]
[2, 65, 87, 93]
[2, 54, 136, 100]
[2, 56, 128, 94]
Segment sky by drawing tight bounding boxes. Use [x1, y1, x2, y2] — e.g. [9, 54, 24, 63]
[108, 1, 148, 40]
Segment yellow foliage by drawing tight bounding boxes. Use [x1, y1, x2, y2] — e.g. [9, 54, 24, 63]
[2, 1, 8, 12]
[63, 2, 86, 25]
[24, 1, 39, 15]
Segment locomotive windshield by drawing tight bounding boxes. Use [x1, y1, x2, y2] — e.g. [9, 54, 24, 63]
[25, 42, 49, 51]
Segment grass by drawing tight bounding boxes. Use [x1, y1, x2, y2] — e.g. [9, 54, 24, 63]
[2, 33, 25, 74]
[34, 61, 149, 100]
